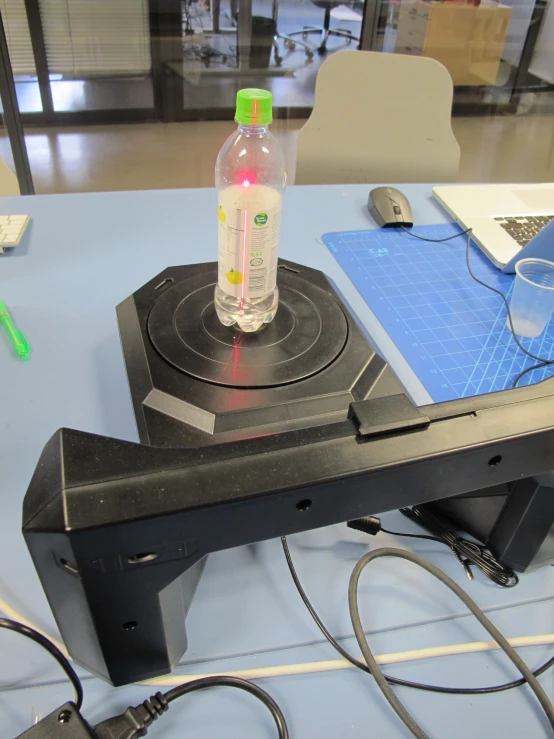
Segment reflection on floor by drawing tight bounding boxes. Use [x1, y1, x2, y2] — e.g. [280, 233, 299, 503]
[13, 119, 302, 193]
[454, 114, 554, 183]
[10, 78, 154, 115]
[1, 113, 553, 195]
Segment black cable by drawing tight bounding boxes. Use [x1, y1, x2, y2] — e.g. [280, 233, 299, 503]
[348, 548, 554, 737]
[281, 536, 554, 695]
[0, 618, 83, 710]
[464, 230, 554, 388]
[0, 618, 288, 738]
[401, 225, 554, 388]
[164, 676, 289, 738]
[347, 515, 501, 583]
[462, 230, 554, 374]
[398, 506, 518, 587]
[349, 511, 517, 586]
[511, 360, 552, 387]
[400, 223, 472, 242]
[0, 617, 287, 738]
[381, 527, 444, 544]
[95, 676, 289, 738]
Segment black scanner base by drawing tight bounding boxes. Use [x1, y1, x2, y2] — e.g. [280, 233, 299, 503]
[22, 261, 554, 685]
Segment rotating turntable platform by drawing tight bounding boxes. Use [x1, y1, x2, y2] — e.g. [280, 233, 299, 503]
[148, 270, 348, 387]
[117, 260, 398, 448]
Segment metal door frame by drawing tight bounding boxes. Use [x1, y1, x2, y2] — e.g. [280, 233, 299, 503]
[0, 9, 34, 194]
[5, 0, 169, 127]
[359, 0, 382, 51]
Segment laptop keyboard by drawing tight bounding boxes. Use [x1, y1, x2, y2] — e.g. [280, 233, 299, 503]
[494, 214, 554, 247]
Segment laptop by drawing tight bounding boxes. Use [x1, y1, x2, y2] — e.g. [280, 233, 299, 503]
[433, 183, 554, 273]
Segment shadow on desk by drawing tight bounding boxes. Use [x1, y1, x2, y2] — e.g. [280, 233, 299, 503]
[293, 538, 368, 561]
[2, 225, 31, 258]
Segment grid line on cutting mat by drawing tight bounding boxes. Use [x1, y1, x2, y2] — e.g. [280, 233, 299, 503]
[322, 224, 554, 402]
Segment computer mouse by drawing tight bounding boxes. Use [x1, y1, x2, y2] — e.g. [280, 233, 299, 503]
[368, 187, 413, 228]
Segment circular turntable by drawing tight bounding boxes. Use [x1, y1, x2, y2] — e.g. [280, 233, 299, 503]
[148, 268, 348, 388]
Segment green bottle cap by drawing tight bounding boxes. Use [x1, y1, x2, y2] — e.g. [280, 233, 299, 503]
[235, 88, 272, 126]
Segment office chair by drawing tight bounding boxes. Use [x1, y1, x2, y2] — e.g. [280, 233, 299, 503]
[295, 51, 460, 185]
[288, 0, 359, 54]
[272, 0, 314, 66]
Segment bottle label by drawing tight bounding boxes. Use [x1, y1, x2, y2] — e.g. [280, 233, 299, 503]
[217, 197, 281, 299]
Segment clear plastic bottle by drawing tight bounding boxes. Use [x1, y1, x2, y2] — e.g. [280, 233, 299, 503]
[215, 89, 286, 332]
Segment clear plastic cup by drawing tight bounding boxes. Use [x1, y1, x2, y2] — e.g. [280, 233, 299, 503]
[508, 258, 554, 338]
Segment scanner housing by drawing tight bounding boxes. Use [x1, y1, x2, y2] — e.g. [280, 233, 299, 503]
[23, 261, 554, 685]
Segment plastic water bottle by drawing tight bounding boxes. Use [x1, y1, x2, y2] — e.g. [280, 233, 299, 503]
[215, 89, 286, 332]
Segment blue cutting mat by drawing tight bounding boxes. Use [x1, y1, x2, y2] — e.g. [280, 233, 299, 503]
[323, 224, 554, 402]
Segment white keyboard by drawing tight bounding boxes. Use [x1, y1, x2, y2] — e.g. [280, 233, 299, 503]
[0, 215, 30, 253]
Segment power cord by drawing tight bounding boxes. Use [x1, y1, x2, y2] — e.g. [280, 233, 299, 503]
[4, 618, 288, 739]
[162, 676, 288, 736]
[400, 225, 554, 388]
[348, 548, 554, 738]
[95, 676, 289, 739]
[5, 553, 554, 738]
[281, 536, 554, 695]
[348, 508, 518, 587]
[0, 618, 83, 710]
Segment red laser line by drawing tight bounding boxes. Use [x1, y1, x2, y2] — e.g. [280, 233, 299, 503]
[241, 202, 248, 307]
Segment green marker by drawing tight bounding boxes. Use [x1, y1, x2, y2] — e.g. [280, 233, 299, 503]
[0, 300, 29, 360]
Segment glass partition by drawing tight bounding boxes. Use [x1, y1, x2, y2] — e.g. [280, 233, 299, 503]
[365, 0, 554, 116]
[0, 0, 553, 192]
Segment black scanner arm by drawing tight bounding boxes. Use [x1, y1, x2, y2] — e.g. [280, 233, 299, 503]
[22, 383, 554, 686]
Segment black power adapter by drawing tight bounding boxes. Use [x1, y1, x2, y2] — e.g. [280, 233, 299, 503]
[16, 694, 170, 739]
[16, 703, 94, 739]
[5, 615, 288, 739]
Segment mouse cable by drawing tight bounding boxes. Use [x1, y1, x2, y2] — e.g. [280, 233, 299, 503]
[400, 224, 473, 242]
[2, 618, 288, 739]
[348, 548, 554, 738]
[401, 225, 554, 387]
[281, 536, 554, 695]
[348, 507, 518, 587]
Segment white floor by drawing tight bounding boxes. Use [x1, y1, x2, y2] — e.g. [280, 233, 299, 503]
[0, 112, 551, 196]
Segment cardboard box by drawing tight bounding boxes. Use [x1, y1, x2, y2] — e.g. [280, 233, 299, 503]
[395, 0, 512, 86]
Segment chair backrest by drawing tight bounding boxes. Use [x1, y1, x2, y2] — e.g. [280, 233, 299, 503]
[295, 51, 460, 185]
[0, 159, 20, 196]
